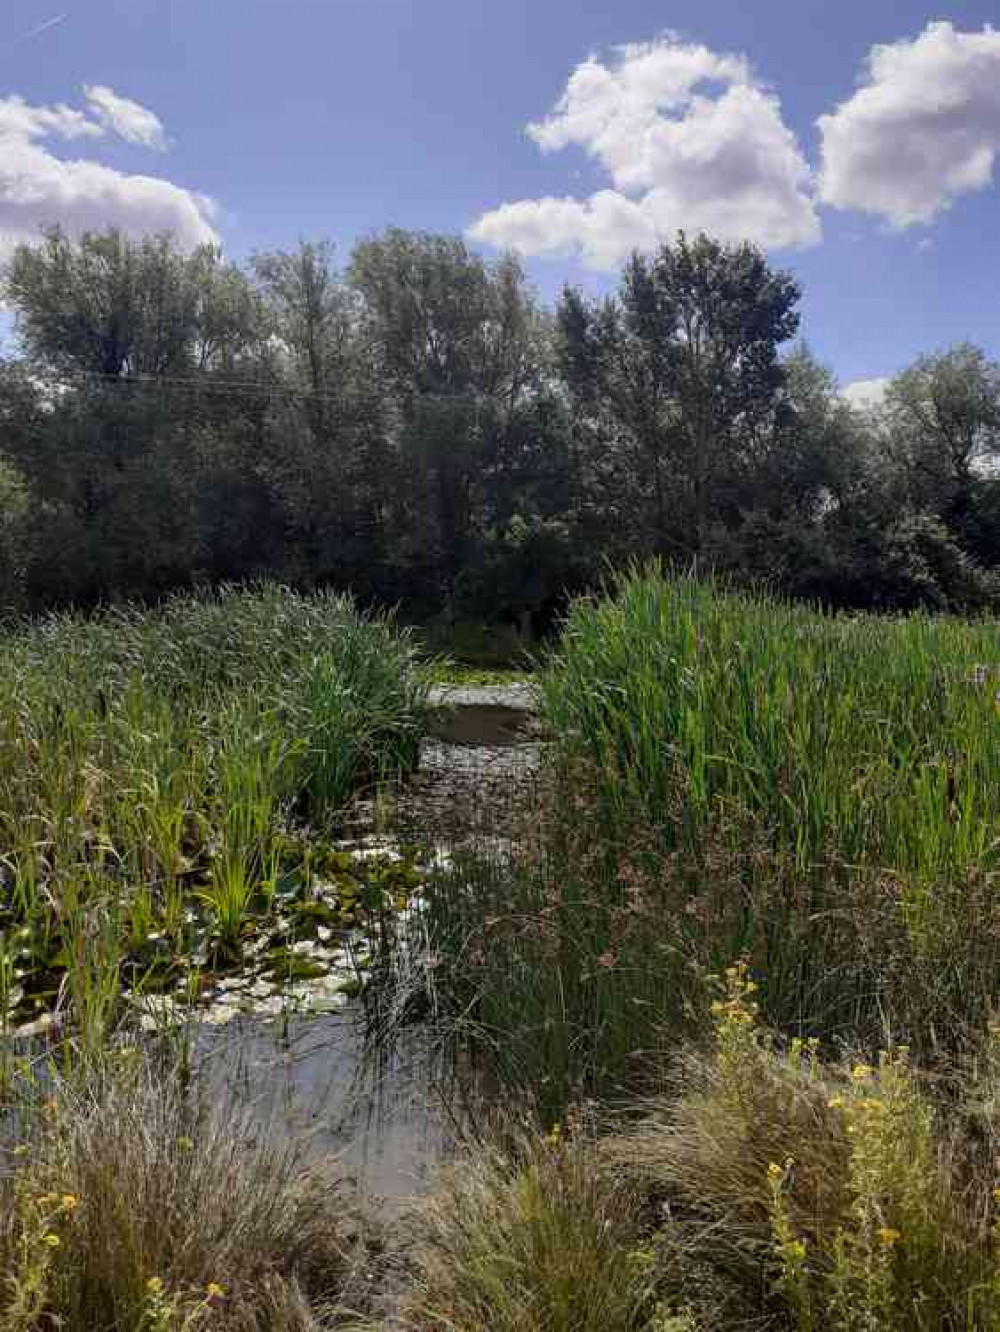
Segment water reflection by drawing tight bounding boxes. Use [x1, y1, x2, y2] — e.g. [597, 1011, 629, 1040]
[195, 1008, 451, 1206]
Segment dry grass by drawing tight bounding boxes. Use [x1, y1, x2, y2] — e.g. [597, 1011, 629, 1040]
[0, 1053, 370, 1331]
[395, 1124, 655, 1332]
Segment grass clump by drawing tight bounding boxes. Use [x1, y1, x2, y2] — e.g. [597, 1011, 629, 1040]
[398, 1125, 658, 1332]
[602, 965, 1000, 1331]
[0, 1054, 363, 1330]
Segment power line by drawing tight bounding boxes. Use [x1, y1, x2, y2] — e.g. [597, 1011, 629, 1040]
[32, 367, 356, 407]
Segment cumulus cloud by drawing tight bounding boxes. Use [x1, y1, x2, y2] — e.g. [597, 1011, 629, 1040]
[469, 36, 820, 269]
[842, 376, 890, 410]
[84, 84, 168, 151]
[0, 87, 217, 261]
[818, 22, 1000, 227]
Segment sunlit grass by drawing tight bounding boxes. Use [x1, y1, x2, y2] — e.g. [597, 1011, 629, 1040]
[542, 565, 1000, 881]
[0, 584, 431, 1042]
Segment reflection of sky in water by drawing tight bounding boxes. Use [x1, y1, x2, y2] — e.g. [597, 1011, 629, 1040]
[194, 1010, 451, 1207]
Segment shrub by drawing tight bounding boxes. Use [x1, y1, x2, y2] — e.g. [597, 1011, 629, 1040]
[607, 967, 1000, 1331]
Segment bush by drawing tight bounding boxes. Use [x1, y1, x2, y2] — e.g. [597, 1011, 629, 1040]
[607, 967, 1000, 1331]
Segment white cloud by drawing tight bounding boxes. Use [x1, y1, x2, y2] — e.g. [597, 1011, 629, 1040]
[842, 376, 890, 409]
[0, 87, 217, 260]
[0, 94, 101, 144]
[84, 84, 168, 151]
[818, 22, 1000, 227]
[469, 36, 820, 269]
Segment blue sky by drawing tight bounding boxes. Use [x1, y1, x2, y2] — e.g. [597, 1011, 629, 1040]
[2, 1, 1000, 394]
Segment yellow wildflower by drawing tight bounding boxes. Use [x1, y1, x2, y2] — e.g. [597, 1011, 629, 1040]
[42, 1232, 60, 1248]
[176, 1136, 194, 1152]
[877, 1227, 901, 1247]
[60, 1194, 78, 1212]
[828, 1095, 845, 1109]
[146, 1277, 164, 1297]
[851, 1063, 875, 1082]
[205, 1282, 225, 1300]
[767, 1161, 784, 1181]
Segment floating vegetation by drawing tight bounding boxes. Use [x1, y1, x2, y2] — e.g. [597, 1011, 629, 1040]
[3, 835, 433, 1037]
[0, 586, 433, 1045]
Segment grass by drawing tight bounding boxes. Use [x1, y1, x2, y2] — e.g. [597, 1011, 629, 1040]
[395, 566, 1000, 1126]
[393, 972, 1000, 1331]
[541, 566, 1000, 884]
[337, 566, 1000, 1329]
[0, 584, 431, 1043]
[10, 566, 1000, 1328]
[395, 1124, 655, 1332]
[0, 1051, 367, 1330]
[598, 968, 1000, 1331]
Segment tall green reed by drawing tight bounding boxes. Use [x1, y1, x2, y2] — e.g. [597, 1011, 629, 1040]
[0, 584, 430, 1038]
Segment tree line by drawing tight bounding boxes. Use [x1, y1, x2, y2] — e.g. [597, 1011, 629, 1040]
[1, 224, 999, 625]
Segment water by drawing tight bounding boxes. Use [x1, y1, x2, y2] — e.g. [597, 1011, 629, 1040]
[196, 682, 544, 1205]
[197, 1010, 450, 1207]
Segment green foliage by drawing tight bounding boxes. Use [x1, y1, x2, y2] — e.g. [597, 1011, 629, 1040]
[543, 566, 1000, 878]
[606, 976, 1000, 1331]
[537, 568, 1000, 1041]
[2, 224, 999, 618]
[0, 584, 428, 1040]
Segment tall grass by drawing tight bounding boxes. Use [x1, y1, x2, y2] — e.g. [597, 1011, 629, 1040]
[542, 566, 1000, 881]
[0, 584, 430, 1040]
[537, 568, 1000, 1045]
[394, 569, 1000, 1124]
[0, 1052, 365, 1329]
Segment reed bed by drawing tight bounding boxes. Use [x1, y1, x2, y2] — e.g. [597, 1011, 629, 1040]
[542, 566, 1000, 881]
[0, 584, 430, 1041]
[402, 569, 1000, 1122]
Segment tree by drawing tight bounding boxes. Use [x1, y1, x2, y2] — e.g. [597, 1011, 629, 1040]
[3, 226, 263, 380]
[883, 344, 1000, 531]
[557, 233, 801, 556]
[253, 241, 352, 438]
[348, 230, 548, 590]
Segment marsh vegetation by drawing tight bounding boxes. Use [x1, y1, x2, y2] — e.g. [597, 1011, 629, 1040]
[5, 569, 1000, 1328]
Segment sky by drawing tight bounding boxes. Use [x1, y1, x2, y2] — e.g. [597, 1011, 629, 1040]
[2, 1, 1000, 398]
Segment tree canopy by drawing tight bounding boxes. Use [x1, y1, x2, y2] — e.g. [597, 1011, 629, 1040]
[0, 224, 996, 621]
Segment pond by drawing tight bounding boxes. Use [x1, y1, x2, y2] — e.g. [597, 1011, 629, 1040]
[194, 682, 544, 1205]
